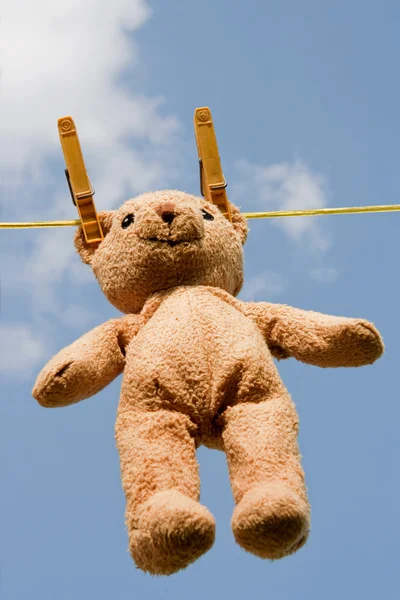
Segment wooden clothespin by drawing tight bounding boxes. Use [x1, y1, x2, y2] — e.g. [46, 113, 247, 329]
[194, 107, 232, 222]
[58, 117, 104, 244]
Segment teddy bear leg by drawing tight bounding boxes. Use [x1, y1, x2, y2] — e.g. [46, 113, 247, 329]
[221, 397, 310, 560]
[116, 409, 215, 575]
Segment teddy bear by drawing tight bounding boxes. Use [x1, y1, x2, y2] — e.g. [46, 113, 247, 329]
[32, 189, 384, 575]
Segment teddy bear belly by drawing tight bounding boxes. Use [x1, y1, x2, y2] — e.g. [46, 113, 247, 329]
[118, 288, 285, 445]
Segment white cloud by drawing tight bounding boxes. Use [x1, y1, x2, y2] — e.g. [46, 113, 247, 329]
[59, 304, 102, 330]
[0, 1, 165, 173]
[0, 1, 184, 323]
[0, 323, 47, 378]
[310, 266, 338, 283]
[233, 158, 331, 252]
[240, 271, 287, 301]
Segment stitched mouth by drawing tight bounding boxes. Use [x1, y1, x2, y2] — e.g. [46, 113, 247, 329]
[142, 237, 202, 247]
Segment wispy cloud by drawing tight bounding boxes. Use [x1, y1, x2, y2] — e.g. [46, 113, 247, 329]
[0, 1, 175, 175]
[232, 158, 331, 252]
[0, 323, 47, 379]
[310, 266, 338, 283]
[239, 271, 287, 301]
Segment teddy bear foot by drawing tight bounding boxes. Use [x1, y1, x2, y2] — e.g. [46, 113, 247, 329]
[231, 481, 310, 560]
[128, 490, 216, 575]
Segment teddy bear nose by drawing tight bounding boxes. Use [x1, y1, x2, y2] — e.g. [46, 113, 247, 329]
[155, 201, 176, 225]
[161, 211, 175, 225]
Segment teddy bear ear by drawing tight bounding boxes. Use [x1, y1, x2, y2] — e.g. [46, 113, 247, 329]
[74, 211, 115, 265]
[229, 203, 249, 245]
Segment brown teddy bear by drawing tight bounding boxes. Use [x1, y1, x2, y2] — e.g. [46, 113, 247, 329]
[32, 189, 384, 575]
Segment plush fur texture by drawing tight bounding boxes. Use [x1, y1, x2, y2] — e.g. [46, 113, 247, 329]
[33, 190, 384, 575]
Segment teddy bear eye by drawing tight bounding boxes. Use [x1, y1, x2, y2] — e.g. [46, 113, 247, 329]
[201, 209, 214, 221]
[121, 214, 135, 229]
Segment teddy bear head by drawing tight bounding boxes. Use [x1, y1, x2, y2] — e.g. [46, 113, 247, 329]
[74, 190, 248, 313]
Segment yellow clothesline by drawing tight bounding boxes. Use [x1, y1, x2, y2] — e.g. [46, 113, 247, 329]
[0, 219, 81, 229]
[242, 204, 400, 219]
[0, 204, 400, 229]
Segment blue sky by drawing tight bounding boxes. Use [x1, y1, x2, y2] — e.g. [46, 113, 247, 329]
[1, 1, 399, 598]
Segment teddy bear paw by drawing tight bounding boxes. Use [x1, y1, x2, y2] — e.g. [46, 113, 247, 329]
[128, 490, 215, 575]
[231, 481, 310, 560]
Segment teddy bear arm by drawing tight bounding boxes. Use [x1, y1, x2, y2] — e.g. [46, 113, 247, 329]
[240, 301, 384, 367]
[236, 301, 291, 360]
[32, 318, 127, 408]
